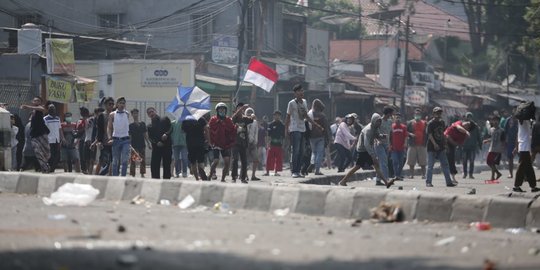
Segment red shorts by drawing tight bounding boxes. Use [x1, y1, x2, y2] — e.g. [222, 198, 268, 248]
[486, 152, 501, 166]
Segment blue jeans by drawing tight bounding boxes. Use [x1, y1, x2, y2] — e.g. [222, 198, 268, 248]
[375, 144, 389, 180]
[173, 145, 189, 176]
[290, 131, 304, 174]
[310, 137, 325, 173]
[391, 150, 405, 178]
[426, 151, 453, 185]
[112, 138, 131, 176]
[335, 143, 352, 171]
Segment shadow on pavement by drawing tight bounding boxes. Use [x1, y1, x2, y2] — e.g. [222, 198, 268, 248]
[0, 248, 528, 270]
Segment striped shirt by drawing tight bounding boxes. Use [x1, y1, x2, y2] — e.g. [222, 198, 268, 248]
[43, 114, 61, 143]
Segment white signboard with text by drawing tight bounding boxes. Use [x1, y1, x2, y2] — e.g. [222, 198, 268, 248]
[404, 86, 428, 106]
[141, 65, 182, 87]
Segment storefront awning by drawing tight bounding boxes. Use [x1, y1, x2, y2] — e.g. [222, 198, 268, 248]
[196, 74, 253, 93]
[434, 98, 468, 117]
[335, 76, 399, 98]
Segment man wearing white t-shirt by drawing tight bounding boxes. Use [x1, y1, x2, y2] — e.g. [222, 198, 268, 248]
[285, 84, 323, 178]
[513, 118, 539, 192]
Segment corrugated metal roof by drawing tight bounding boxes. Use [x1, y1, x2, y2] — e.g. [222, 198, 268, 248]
[434, 98, 468, 109]
[335, 76, 399, 98]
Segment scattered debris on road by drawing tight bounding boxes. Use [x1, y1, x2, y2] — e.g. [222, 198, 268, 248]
[117, 225, 126, 233]
[434, 236, 456, 247]
[178, 195, 195, 209]
[131, 195, 145, 205]
[370, 202, 403, 222]
[470, 222, 492, 231]
[273, 208, 290, 217]
[43, 183, 99, 207]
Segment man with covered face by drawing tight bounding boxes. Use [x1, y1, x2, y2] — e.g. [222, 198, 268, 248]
[338, 113, 395, 188]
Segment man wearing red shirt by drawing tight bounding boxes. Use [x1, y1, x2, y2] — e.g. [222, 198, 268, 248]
[208, 102, 236, 182]
[390, 113, 408, 180]
[406, 108, 427, 179]
[444, 119, 476, 183]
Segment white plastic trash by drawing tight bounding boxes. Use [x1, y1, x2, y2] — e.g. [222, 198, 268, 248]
[43, 183, 100, 206]
[178, 195, 195, 209]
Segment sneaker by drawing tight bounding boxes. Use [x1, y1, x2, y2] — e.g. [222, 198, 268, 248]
[241, 179, 248, 184]
[446, 183, 457, 187]
[512, 187, 525, 192]
[469, 175, 475, 179]
[462, 174, 467, 179]
[211, 174, 217, 180]
[531, 187, 540, 193]
[386, 179, 395, 189]
[262, 173, 269, 176]
[452, 180, 459, 185]
[292, 173, 301, 178]
[274, 173, 280, 176]
[251, 176, 261, 181]
[426, 183, 434, 187]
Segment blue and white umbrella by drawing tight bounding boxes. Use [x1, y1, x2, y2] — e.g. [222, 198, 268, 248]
[166, 85, 211, 121]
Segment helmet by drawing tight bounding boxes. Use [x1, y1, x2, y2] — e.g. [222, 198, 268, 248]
[215, 102, 227, 111]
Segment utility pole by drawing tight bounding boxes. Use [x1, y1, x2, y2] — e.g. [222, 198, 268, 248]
[249, 0, 265, 109]
[357, 0, 362, 62]
[506, 53, 510, 106]
[399, 15, 410, 117]
[234, 0, 249, 104]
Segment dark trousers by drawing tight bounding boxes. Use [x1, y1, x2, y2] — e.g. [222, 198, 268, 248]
[514, 151, 537, 188]
[78, 140, 86, 173]
[232, 144, 248, 180]
[335, 143, 352, 171]
[48, 143, 60, 172]
[446, 143, 458, 175]
[462, 149, 476, 176]
[151, 143, 172, 179]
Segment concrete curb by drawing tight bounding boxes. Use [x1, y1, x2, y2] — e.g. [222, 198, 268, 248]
[1, 171, 539, 228]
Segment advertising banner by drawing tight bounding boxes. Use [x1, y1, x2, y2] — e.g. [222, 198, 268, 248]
[46, 39, 75, 74]
[46, 76, 73, 103]
[141, 65, 182, 87]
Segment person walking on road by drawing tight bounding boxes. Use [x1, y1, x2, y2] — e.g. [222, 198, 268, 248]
[182, 115, 210, 181]
[146, 107, 172, 179]
[93, 97, 115, 176]
[285, 84, 323, 178]
[338, 113, 394, 188]
[334, 114, 356, 173]
[374, 106, 394, 185]
[171, 118, 189, 178]
[43, 103, 63, 172]
[444, 118, 476, 184]
[390, 113, 407, 180]
[406, 108, 427, 179]
[425, 107, 456, 187]
[462, 112, 482, 179]
[512, 114, 540, 192]
[129, 108, 151, 178]
[61, 112, 81, 173]
[307, 99, 331, 175]
[504, 111, 519, 178]
[20, 96, 50, 173]
[265, 111, 285, 176]
[108, 97, 131, 177]
[231, 103, 253, 183]
[483, 115, 505, 181]
[208, 102, 236, 182]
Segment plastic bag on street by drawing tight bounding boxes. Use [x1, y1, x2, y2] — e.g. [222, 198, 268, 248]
[43, 183, 100, 206]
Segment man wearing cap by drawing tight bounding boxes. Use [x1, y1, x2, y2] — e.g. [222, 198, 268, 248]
[406, 108, 427, 179]
[374, 106, 394, 185]
[208, 102, 236, 182]
[426, 107, 456, 187]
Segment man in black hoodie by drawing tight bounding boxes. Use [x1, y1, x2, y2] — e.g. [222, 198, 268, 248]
[146, 107, 172, 179]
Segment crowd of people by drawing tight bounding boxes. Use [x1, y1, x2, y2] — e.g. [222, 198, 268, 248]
[4, 84, 539, 192]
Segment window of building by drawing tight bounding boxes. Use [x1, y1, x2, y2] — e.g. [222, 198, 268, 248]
[191, 14, 214, 47]
[98, 14, 124, 29]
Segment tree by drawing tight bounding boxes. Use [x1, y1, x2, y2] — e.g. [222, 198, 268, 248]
[284, 0, 364, 39]
[524, 0, 540, 57]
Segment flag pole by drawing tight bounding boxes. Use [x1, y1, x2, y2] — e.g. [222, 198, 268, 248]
[234, 0, 249, 104]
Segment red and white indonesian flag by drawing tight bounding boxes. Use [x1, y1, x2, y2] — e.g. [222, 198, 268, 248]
[243, 58, 278, 93]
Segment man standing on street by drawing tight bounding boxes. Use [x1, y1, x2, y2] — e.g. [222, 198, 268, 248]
[406, 108, 427, 179]
[108, 97, 131, 177]
[146, 107, 172, 179]
[129, 108, 151, 178]
[60, 112, 81, 173]
[390, 113, 407, 180]
[208, 102, 236, 182]
[285, 84, 322, 178]
[425, 107, 456, 187]
[43, 104, 63, 172]
[231, 103, 253, 183]
[182, 115, 210, 181]
[462, 112, 482, 179]
[94, 97, 115, 175]
[264, 111, 285, 176]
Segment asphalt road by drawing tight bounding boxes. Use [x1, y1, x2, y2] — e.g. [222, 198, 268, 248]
[1, 193, 539, 270]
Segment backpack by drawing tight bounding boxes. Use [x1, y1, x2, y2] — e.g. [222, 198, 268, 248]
[514, 101, 536, 120]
